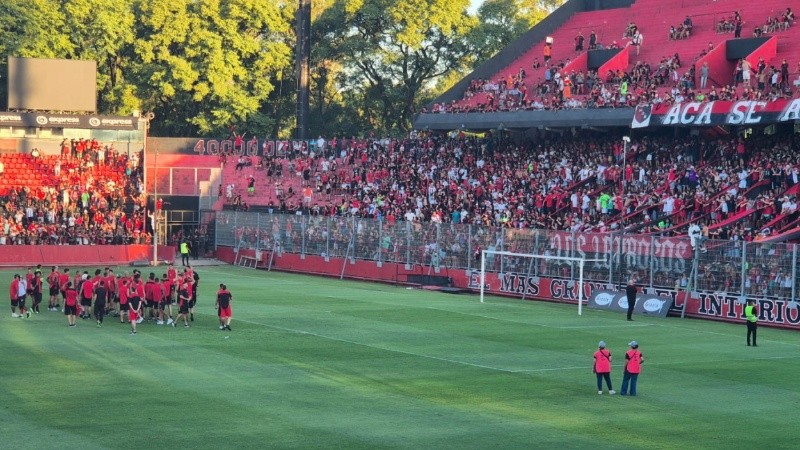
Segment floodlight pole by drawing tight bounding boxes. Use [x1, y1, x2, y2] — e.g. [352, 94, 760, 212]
[145, 113, 158, 266]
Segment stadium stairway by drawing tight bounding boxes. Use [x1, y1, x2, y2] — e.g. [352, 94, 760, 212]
[214, 157, 351, 211]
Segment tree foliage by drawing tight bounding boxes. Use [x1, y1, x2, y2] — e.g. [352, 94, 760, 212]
[0, 0, 294, 136]
[0, 0, 563, 136]
[313, 0, 477, 134]
[468, 0, 566, 67]
[131, 0, 294, 135]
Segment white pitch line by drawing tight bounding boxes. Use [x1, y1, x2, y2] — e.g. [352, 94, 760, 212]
[203, 268, 800, 348]
[234, 317, 523, 374]
[233, 317, 800, 375]
[513, 355, 800, 373]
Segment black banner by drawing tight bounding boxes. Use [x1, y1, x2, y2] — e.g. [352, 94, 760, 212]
[0, 112, 139, 130]
[588, 289, 672, 318]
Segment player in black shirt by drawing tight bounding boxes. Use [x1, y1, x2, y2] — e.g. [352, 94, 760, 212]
[626, 277, 638, 321]
[94, 280, 108, 327]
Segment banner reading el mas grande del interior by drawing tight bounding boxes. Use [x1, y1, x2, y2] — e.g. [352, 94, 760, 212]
[631, 98, 800, 129]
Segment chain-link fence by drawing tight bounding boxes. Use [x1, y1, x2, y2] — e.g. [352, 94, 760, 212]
[211, 211, 799, 302]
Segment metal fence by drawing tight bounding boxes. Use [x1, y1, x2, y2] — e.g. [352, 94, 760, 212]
[211, 211, 799, 302]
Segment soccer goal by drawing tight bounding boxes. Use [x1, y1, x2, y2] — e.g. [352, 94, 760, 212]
[479, 250, 606, 315]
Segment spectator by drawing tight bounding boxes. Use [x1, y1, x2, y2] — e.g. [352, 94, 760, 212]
[575, 32, 584, 52]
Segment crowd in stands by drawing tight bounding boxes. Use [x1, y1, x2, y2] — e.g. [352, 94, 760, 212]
[222, 132, 800, 247]
[0, 140, 147, 245]
[669, 16, 693, 40]
[427, 9, 800, 115]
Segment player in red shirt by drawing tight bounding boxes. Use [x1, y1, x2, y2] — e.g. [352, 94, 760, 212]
[216, 284, 233, 331]
[127, 273, 143, 334]
[59, 268, 71, 307]
[64, 282, 78, 327]
[47, 266, 61, 311]
[10, 274, 20, 317]
[144, 273, 159, 323]
[167, 263, 178, 304]
[104, 269, 117, 316]
[79, 272, 94, 319]
[160, 273, 173, 325]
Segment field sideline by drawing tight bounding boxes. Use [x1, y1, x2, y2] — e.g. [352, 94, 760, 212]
[1, 265, 798, 449]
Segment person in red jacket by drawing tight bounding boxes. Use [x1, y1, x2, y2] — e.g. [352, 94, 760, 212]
[620, 341, 644, 396]
[593, 341, 615, 395]
[64, 282, 78, 327]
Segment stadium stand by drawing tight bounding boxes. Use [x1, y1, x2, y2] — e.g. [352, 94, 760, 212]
[213, 132, 800, 244]
[427, 0, 799, 114]
[0, 141, 147, 245]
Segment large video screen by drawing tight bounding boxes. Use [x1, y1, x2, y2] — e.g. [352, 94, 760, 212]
[7, 57, 97, 112]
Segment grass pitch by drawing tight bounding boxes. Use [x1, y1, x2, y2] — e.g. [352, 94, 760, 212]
[1, 265, 798, 449]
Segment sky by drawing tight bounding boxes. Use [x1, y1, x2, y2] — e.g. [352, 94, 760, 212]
[469, 0, 484, 14]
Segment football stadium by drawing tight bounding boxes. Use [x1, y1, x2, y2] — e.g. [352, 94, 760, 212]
[2, 0, 800, 448]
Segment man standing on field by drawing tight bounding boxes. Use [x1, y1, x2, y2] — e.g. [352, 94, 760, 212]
[127, 273, 143, 335]
[626, 277, 638, 321]
[16, 273, 29, 318]
[620, 341, 644, 396]
[93, 280, 108, 328]
[745, 299, 758, 346]
[64, 282, 78, 327]
[172, 280, 191, 328]
[10, 274, 20, 317]
[30, 270, 43, 314]
[216, 284, 233, 331]
[47, 266, 61, 311]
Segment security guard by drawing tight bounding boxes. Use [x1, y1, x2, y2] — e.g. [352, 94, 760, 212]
[180, 240, 190, 266]
[744, 299, 758, 347]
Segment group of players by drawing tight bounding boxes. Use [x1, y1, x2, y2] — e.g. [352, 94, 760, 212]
[9, 264, 234, 334]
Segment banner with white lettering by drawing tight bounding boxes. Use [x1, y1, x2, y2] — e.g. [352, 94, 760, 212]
[631, 99, 800, 128]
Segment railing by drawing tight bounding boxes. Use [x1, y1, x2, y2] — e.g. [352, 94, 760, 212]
[213, 211, 799, 302]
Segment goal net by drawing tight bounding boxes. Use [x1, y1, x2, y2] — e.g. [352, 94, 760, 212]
[479, 250, 606, 315]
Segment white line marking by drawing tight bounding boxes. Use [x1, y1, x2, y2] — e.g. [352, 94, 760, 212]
[234, 317, 522, 373]
[513, 355, 800, 373]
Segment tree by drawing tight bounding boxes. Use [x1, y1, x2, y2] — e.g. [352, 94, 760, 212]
[468, 0, 565, 66]
[130, 0, 294, 136]
[59, 0, 138, 114]
[314, 0, 477, 133]
[0, 0, 73, 108]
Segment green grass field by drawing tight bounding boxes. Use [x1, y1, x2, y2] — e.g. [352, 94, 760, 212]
[1, 265, 798, 449]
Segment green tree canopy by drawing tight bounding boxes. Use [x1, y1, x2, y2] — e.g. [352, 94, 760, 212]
[313, 0, 477, 134]
[131, 0, 294, 135]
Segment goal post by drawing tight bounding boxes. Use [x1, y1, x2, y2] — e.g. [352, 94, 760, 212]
[479, 250, 606, 315]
